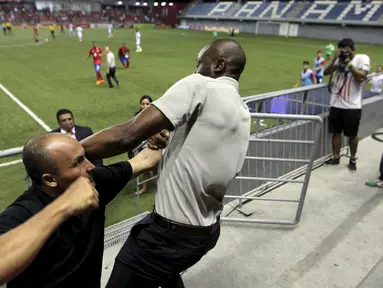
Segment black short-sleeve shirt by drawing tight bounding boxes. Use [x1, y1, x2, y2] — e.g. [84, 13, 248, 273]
[0, 161, 133, 288]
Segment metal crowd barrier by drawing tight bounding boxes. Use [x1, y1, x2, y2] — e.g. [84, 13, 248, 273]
[221, 113, 323, 225]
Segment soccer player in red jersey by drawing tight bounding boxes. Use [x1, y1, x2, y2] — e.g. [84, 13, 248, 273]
[118, 43, 130, 71]
[86, 42, 104, 85]
[33, 25, 40, 45]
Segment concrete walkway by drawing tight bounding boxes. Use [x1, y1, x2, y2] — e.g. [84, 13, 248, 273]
[101, 135, 383, 288]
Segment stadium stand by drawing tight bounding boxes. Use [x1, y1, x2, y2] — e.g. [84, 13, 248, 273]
[183, 0, 383, 24]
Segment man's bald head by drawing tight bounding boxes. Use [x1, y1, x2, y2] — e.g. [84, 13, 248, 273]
[195, 38, 246, 81]
[23, 134, 60, 185]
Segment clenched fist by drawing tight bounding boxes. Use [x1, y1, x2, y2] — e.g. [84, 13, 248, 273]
[148, 130, 169, 150]
[60, 176, 100, 217]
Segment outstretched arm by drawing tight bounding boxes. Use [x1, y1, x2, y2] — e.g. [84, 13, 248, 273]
[81, 105, 172, 160]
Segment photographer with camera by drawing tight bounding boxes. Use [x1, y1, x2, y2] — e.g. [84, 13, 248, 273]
[323, 38, 370, 172]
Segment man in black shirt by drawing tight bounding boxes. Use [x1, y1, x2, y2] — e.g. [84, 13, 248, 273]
[0, 133, 161, 287]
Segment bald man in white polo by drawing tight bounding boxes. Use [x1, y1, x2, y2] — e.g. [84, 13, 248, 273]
[82, 38, 250, 288]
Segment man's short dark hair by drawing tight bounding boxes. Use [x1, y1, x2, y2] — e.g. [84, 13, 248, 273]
[338, 38, 355, 51]
[56, 109, 73, 122]
[22, 136, 58, 185]
[303, 60, 310, 65]
[317, 50, 322, 53]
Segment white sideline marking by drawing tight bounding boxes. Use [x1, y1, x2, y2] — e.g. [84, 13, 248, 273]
[0, 84, 51, 131]
[0, 159, 23, 168]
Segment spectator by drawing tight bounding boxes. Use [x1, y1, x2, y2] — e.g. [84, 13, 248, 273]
[365, 154, 383, 188]
[128, 95, 153, 195]
[323, 38, 370, 172]
[0, 133, 161, 286]
[51, 109, 103, 165]
[368, 64, 383, 96]
[295, 60, 316, 87]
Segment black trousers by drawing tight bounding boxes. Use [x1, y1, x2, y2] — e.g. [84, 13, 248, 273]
[106, 214, 220, 288]
[380, 153, 383, 181]
[106, 67, 119, 87]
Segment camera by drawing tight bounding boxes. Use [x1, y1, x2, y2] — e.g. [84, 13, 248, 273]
[339, 49, 350, 62]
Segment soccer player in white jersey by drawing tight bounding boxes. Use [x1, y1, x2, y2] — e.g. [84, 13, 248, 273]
[135, 28, 142, 52]
[82, 38, 250, 287]
[108, 23, 113, 38]
[324, 38, 370, 172]
[69, 23, 74, 36]
[76, 26, 83, 42]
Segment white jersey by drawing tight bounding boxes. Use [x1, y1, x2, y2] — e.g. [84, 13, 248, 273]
[106, 51, 116, 68]
[76, 26, 83, 34]
[330, 54, 370, 109]
[108, 23, 112, 32]
[136, 31, 141, 41]
[370, 73, 383, 94]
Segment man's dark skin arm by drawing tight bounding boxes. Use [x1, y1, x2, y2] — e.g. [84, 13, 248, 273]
[81, 105, 172, 160]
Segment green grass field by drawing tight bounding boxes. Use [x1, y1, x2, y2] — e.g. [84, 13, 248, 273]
[0, 27, 382, 226]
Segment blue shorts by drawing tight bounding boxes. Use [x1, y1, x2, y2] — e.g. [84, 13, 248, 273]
[316, 75, 323, 84]
[120, 56, 129, 65]
[94, 64, 101, 72]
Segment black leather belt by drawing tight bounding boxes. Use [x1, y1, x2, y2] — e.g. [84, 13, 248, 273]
[152, 211, 219, 236]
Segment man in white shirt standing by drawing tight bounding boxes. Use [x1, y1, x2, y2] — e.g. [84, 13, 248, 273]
[76, 26, 83, 42]
[105, 46, 120, 88]
[135, 28, 142, 52]
[81, 38, 250, 288]
[68, 23, 73, 36]
[369, 64, 383, 95]
[108, 23, 113, 39]
[324, 38, 370, 172]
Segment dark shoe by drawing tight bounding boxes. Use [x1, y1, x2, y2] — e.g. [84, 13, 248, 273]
[348, 158, 357, 173]
[324, 157, 340, 165]
[109, 85, 114, 88]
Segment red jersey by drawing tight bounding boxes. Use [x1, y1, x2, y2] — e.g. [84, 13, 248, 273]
[33, 28, 38, 36]
[118, 46, 130, 58]
[89, 47, 103, 64]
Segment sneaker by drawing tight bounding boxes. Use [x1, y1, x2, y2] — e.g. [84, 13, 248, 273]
[348, 158, 357, 173]
[116, 82, 120, 88]
[365, 179, 383, 188]
[109, 85, 114, 88]
[324, 157, 340, 165]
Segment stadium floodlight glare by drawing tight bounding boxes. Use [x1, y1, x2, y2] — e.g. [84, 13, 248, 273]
[135, 1, 140, 5]
[143, 2, 148, 6]
[169, 2, 173, 6]
[161, 2, 166, 6]
[117, 1, 122, 4]
[154, 2, 158, 6]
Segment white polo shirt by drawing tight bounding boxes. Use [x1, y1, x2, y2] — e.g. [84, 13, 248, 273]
[152, 73, 250, 226]
[106, 51, 116, 69]
[330, 54, 370, 109]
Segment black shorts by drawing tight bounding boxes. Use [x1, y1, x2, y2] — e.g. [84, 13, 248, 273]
[328, 107, 362, 137]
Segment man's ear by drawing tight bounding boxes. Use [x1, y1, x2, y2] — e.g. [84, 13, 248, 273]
[42, 174, 58, 187]
[214, 58, 226, 73]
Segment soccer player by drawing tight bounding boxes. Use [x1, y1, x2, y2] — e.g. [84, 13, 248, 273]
[105, 46, 120, 88]
[135, 28, 142, 52]
[76, 26, 83, 42]
[313, 50, 325, 83]
[69, 23, 74, 36]
[1, 22, 6, 36]
[325, 41, 335, 61]
[118, 43, 130, 71]
[108, 23, 113, 38]
[5, 21, 12, 35]
[33, 25, 40, 45]
[49, 24, 55, 39]
[86, 42, 104, 85]
[295, 60, 317, 87]
[60, 24, 66, 35]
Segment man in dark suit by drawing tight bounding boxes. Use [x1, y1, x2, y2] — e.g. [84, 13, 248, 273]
[51, 109, 103, 166]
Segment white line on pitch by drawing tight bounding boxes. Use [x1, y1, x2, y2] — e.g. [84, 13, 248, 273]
[0, 159, 23, 168]
[0, 84, 51, 131]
